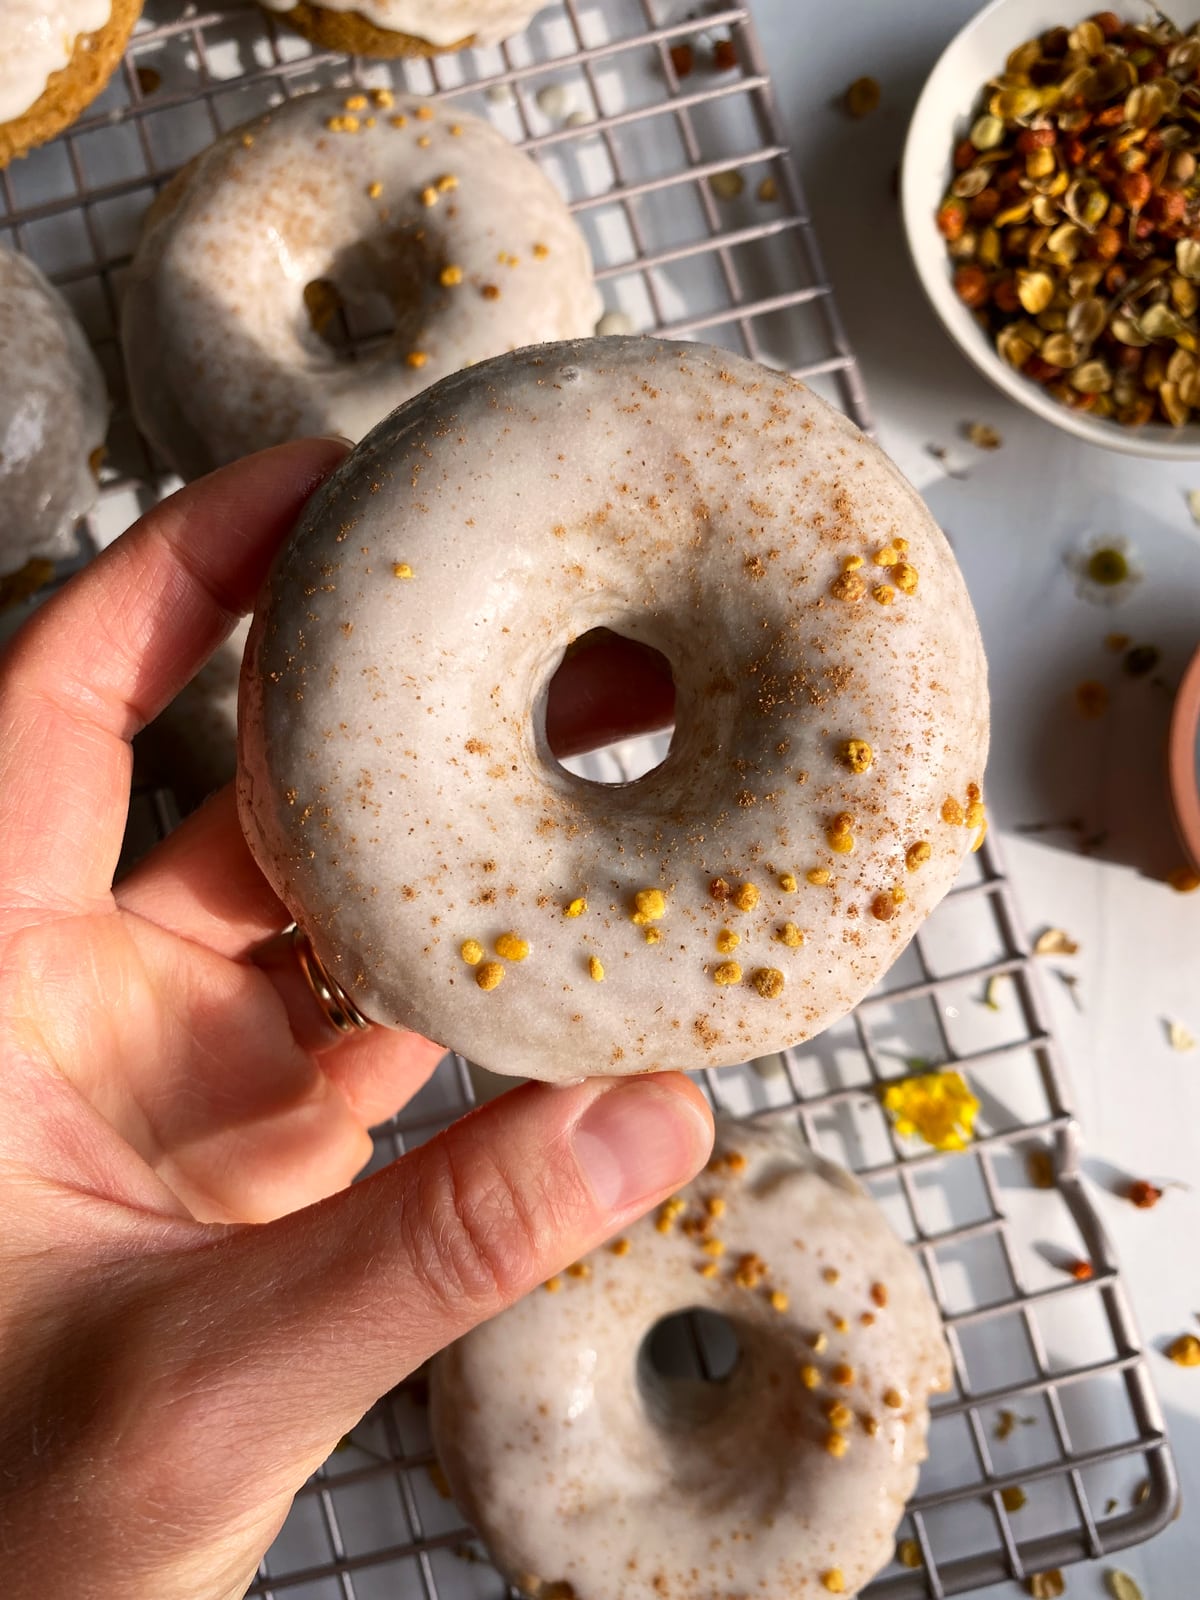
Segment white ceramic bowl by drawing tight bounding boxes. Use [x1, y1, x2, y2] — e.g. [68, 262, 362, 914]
[902, 0, 1200, 459]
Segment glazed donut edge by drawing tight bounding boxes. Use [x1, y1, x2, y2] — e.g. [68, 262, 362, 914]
[237, 336, 989, 1080]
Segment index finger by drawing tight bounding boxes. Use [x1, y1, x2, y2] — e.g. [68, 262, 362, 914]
[0, 438, 349, 918]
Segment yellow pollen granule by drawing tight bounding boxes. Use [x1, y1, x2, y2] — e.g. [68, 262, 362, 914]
[588, 955, 604, 982]
[420, 185, 439, 207]
[389, 114, 408, 128]
[778, 871, 797, 892]
[883, 1387, 904, 1409]
[494, 932, 529, 962]
[449, 122, 463, 134]
[372, 88, 394, 108]
[702, 1238, 726, 1257]
[656, 1197, 685, 1233]
[564, 897, 587, 918]
[966, 781, 981, 801]
[460, 939, 483, 965]
[838, 738, 873, 774]
[896, 1539, 921, 1569]
[417, 134, 432, 147]
[439, 264, 464, 286]
[830, 570, 866, 602]
[698, 1261, 720, 1279]
[475, 961, 504, 991]
[343, 93, 368, 111]
[752, 967, 785, 999]
[825, 1400, 853, 1429]
[405, 351, 428, 369]
[842, 553, 865, 571]
[481, 283, 501, 300]
[895, 537, 909, 552]
[436, 172, 459, 191]
[325, 114, 360, 133]
[566, 1261, 591, 1279]
[863, 1415, 881, 1437]
[831, 1315, 850, 1333]
[631, 887, 667, 924]
[776, 923, 804, 948]
[769, 1289, 789, 1312]
[905, 840, 932, 872]
[1168, 1333, 1200, 1365]
[732, 881, 760, 912]
[716, 928, 741, 954]
[965, 798, 985, 830]
[800, 1364, 821, 1389]
[366, 181, 383, 199]
[824, 1433, 849, 1459]
[533, 241, 550, 258]
[941, 796, 965, 826]
[871, 1281, 889, 1307]
[240, 133, 254, 148]
[807, 868, 831, 886]
[872, 584, 896, 606]
[826, 813, 855, 854]
[874, 544, 900, 566]
[543, 1275, 562, 1292]
[644, 928, 662, 945]
[892, 562, 919, 594]
[416, 104, 434, 119]
[831, 1362, 855, 1386]
[393, 561, 413, 579]
[609, 1237, 631, 1256]
[809, 1331, 829, 1353]
[821, 1568, 847, 1592]
[822, 1267, 840, 1284]
[726, 1151, 747, 1173]
[713, 961, 742, 986]
[705, 1196, 726, 1219]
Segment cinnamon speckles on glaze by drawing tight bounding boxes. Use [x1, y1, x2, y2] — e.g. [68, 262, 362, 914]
[430, 1121, 952, 1600]
[236, 338, 989, 1081]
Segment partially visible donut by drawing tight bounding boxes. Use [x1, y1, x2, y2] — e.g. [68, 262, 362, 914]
[431, 1118, 951, 1600]
[238, 338, 988, 1080]
[0, 0, 142, 167]
[257, 0, 547, 57]
[121, 90, 600, 479]
[0, 246, 108, 592]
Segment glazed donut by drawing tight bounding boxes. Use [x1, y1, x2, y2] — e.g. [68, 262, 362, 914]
[431, 1118, 951, 1600]
[121, 90, 600, 479]
[0, 245, 108, 591]
[237, 337, 989, 1081]
[257, 0, 546, 58]
[1, 0, 141, 167]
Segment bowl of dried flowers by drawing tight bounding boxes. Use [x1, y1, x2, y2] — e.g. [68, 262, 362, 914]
[902, 0, 1200, 456]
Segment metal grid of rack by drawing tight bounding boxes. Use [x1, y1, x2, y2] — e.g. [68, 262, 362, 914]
[0, 0, 1176, 1595]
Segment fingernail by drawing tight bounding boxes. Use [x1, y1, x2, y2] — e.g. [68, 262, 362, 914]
[319, 433, 355, 449]
[573, 1080, 711, 1215]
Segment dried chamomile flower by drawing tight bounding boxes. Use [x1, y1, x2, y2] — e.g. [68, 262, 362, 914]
[1065, 536, 1143, 607]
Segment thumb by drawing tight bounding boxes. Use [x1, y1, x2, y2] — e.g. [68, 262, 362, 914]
[155, 1072, 713, 1496]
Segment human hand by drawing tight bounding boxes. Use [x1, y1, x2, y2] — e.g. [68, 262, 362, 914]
[0, 440, 711, 1600]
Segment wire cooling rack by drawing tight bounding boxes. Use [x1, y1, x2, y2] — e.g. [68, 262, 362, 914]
[0, 0, 1177, 1595]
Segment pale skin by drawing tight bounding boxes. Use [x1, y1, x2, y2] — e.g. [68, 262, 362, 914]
[0, 438, 710, 1600]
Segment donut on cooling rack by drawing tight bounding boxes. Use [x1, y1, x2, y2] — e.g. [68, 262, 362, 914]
[237, 336, 989, 1080]
[121, 89, 600, 479]
[0, 245, 108, 600]
[0, 0, 142, 167]
[256, 0, 548, 58]
[431, 1117, 951, 1600]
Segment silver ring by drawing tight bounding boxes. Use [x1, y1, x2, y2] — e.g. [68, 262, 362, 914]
[292, 926, 371, 1035]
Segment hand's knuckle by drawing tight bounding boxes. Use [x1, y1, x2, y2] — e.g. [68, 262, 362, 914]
[404, 1139, 545, 1313]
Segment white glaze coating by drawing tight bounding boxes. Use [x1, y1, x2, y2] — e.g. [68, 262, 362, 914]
[237, 338, 989, 1082]
[0, 0, 112, 123]
[431, 1119, 952, 1600]
[121, 90, 601, 480]
[0, 246, 107, 576]
[257, 0, 545, 48]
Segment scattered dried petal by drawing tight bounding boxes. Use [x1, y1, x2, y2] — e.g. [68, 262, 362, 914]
[1026, 1572, 1065, 1599]
[1001, 1485, 1027, 1512]
[1035, 928, 1079, 957]
[1166, 1019, 1196, 1053]
[1104, 1573, 1144, 1600]
[1167, 1332, 1200, 1366]
[965, 421, 1003, 450]
[881, 1068, 980, 1151]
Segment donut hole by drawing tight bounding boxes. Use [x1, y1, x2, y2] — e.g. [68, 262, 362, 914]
[302, 229, 440, 360]
[637, 1307, 741, 1428]
[545, 627, 676, 780]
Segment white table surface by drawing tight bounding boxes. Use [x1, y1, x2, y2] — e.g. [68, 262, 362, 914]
[752, 0, 1200, 1590]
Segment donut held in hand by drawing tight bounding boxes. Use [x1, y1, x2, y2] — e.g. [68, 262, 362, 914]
[237, 337, 989, 1079]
